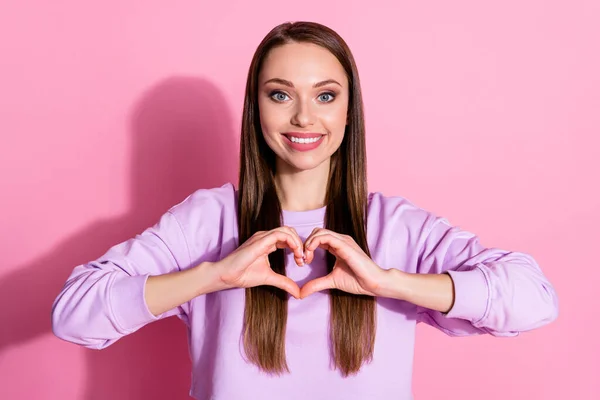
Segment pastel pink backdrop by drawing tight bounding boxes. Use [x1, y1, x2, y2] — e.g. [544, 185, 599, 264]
[0, 1, 597, 399]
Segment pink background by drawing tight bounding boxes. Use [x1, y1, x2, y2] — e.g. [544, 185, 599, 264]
[1, 1, 597, 399]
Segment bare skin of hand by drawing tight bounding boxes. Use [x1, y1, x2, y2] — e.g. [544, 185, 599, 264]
[214, 227, 305, 299]
[299, 228, 391, 299]
[212, 226, 454, 313]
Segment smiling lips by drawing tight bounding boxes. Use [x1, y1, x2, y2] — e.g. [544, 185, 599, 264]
[282, 132, 325, 151]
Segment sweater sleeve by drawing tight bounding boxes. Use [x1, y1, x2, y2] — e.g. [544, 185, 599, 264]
[51, 209, 192, 349]
[415, 214, 559, 337]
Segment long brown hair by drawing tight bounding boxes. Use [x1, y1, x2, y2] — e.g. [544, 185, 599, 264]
[237, 21, 375, 376]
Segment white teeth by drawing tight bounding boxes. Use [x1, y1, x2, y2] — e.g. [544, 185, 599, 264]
[290, 136, 321, 144]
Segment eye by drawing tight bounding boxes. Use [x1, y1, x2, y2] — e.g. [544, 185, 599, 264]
[318, 92, 336, 103]
[269, 90, 290, 102]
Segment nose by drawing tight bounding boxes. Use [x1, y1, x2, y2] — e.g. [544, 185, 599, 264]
[290, 98, 316, 127]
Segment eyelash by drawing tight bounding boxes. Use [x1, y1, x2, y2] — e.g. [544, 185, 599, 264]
[268, 90, 336, 103]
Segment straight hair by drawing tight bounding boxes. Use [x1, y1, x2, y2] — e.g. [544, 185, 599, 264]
[237, 21, 375, 376]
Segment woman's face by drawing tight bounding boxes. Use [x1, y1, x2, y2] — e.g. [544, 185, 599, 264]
[258, 42, 349, 173]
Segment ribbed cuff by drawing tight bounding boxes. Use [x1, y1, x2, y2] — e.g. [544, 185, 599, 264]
[109, 273, 161, 332]
[444, 266, 490, 323]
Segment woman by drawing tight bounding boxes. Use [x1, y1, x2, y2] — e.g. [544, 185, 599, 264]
[52, 21, 558, 399]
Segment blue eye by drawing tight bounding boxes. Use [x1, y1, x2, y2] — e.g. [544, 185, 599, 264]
[318, 92, 335, 103]
[270, 91, 289, 102]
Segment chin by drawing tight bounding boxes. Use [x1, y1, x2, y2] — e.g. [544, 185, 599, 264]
[282, 155, 329, 172]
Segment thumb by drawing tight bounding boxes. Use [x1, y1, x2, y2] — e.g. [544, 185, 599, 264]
[264, 272, 300, 299]
[300, 275, 334, 299]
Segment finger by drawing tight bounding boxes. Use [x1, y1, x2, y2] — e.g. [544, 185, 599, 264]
[281, 226, 303, 251]
[288, 226, 306, 266]
[304, 232, 342, 264]
[306, 226, 323, 239]
[277, 233, 305, 263]
[257, 231, 304, 260]
[305, 229, 345, 250]
[242, 230, 269, 248]
[303, 228, 333, 264]
[264, 272, 301, 299]
[306, 234, 350, 263]
[271, 242, 305, 266]
[300, 275, 334, 298]
[304, 229, 345, 258]
[304, 227, 326, 246]
[294, 255, 305, 267]
[270, 226, 301, 250]
[278, 226, 305, 265]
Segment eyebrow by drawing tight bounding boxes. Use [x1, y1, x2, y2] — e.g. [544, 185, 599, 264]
[263, 78, 342, 88]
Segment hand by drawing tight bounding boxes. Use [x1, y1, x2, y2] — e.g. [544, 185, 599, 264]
[299, 228, 389, 299]
[215, 227, 305, 298]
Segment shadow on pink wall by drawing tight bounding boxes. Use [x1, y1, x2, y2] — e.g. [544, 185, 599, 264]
[1, 76, 239, 399]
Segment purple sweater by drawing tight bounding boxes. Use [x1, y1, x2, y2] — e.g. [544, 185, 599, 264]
[51, 183, 558, 399]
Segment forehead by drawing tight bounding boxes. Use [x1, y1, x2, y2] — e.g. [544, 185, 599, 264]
[259, 42, 347, 86]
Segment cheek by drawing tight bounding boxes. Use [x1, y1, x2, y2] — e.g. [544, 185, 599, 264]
[257, 101, 282, 151]
[258, 99, 286, 130]
[321, 102, 349, 131]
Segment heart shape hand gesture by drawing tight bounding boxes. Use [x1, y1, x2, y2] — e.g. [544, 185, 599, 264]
[215, 226, 390, 299]
[299, 227, 388, 298]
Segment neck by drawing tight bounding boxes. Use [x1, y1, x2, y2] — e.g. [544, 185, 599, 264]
[274, 158, 330, 212]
